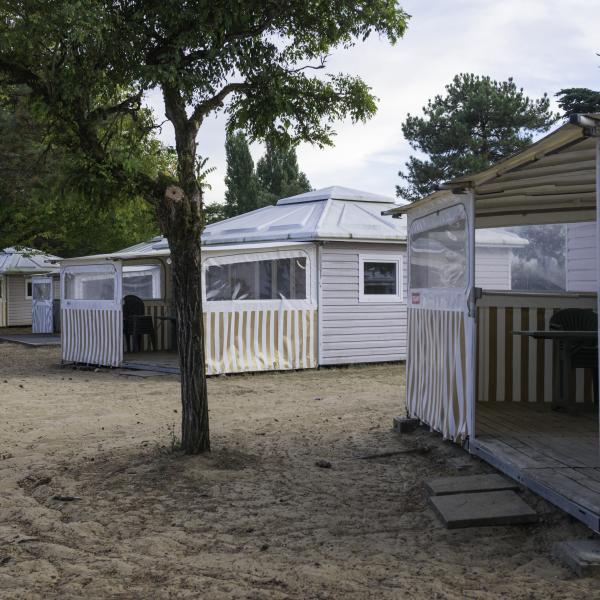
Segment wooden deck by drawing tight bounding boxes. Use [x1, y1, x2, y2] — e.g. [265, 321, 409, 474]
[122, 351, 180, 374]
[472, 402, 600, 532]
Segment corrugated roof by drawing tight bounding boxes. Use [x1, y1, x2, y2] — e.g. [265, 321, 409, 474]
[202, 186, 407, 245]
[0, 247, 60, 274]
[384, 115, 600, 227]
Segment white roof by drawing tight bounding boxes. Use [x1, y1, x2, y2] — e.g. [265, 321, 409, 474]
[60, 240, 313, 264]
[202, 186, 407, 245]
[60, 186, 528, 264]
[475, 229, 528, 247]
[0, 247, 60, 274]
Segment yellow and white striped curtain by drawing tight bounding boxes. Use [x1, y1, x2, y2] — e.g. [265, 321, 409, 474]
[478, 302, 596, 405]
[204, 308, 317, 375]
[407, 307, 469, 443]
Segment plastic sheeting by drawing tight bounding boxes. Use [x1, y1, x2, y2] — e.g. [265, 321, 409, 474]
[64, 265, 117, 301]
[409, 203, 468, 290]
[206, 257, 307, 301]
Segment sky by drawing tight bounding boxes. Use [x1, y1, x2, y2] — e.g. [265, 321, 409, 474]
[144, 0, 600, 205]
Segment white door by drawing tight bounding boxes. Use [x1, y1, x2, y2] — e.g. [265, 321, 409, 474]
[31, 276, 54, 333]
[406, 192, 476, 443]
[61, 262, 123, 366]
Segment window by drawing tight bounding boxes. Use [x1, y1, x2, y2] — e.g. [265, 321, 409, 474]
[205, 255, 308, 302]
[32, 281, 52, 301]
[359, 255, 403, 303]
[122, 264, 162, 299]
[409, 204, 468, 290]
[25, 278, 33, 299]
[64, 266, 117, 301]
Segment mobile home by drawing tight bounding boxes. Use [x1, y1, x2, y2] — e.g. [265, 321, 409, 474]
[0, 247, 60, 330]
[59, 186, 524, 373]
[387, 115, 600, 531]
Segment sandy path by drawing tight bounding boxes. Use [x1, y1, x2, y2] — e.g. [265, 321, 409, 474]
[0, 342, 596, 599]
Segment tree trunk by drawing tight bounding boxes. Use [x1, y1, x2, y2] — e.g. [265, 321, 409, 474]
[156, 183, 210, 454]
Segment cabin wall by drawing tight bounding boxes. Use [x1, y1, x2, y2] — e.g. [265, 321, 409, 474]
[318, 241, 407, 365]
[0, 275, 6, 327]
[566, 222, 596, 292]
[6, 275, 32, 326]
[475, 247, 512, 290]
[477, 292, 597, 405]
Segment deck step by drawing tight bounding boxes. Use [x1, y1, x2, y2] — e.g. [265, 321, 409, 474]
[424, 473, 518, 496]
[429, 490, 537, 529]
[553, 540, 600, 577]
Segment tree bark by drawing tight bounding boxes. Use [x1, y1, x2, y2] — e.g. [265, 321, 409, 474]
[156, 182, 210, 453]
[156, 85, 210, 453]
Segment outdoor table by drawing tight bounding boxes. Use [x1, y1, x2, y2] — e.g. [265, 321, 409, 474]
[512, 330, 598, 410]
[156, 315, 177, 351]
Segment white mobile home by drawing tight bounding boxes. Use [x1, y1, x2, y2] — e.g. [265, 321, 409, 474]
[0, 247, 60, 329]
[387, 116, 600, 531]
[59, 186, 524, 373]
[566, 221, 596, 292]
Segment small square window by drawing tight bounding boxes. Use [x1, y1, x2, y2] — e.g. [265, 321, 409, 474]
[359, 256, 403, 303]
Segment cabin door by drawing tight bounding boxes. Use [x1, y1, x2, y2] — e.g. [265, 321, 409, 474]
[61, 261, 123, 366]
[406, 193, 476, 443]
[31, 276, 54, 334]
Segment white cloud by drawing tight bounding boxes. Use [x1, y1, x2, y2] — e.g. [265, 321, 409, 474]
[144, 0, 600, 204]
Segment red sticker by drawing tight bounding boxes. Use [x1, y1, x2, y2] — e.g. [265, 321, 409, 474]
[412, 292, 420, 305]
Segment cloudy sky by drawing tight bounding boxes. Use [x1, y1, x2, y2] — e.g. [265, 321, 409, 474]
[145, 0, 600, 204]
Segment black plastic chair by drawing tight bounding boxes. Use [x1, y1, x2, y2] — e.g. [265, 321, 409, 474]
[123, 295, 156, 353]
[550, 308, 598, 404]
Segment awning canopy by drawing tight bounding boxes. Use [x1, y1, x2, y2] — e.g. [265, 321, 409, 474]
[384, 114, 599, 228]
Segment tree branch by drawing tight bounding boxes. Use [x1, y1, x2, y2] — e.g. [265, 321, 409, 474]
[190, 82, 249, 127]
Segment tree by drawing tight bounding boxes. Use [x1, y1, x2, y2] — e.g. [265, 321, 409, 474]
[256, 140, 311, 206]
[0, 88, 160, 256]
[556, 88, 600, 117]
[223, 131, 260, 218]
[397, 74, 558, 200]
[0, 1, 408, 453]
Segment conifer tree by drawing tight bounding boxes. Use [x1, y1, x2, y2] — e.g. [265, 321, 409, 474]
[223, 131, 260, 218]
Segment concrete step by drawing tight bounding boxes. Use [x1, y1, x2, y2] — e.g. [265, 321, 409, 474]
[429, 490, 537, 529]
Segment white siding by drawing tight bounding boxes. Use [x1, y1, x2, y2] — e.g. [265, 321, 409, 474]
[566, 222, 597, 292]
[475, 247, 512, 291]
[319, 242, 407, 365]
[6, 275, 32, 326]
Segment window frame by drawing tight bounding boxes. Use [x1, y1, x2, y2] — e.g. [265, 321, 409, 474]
[202, 249, 314, 310]
[358, 254, 403, 304]
[25, 277, 33, 300]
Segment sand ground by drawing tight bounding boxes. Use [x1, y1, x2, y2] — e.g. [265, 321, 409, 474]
[0, 341, 597, 599]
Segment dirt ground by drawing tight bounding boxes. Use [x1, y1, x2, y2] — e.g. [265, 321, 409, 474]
[0, 342, 597, 599]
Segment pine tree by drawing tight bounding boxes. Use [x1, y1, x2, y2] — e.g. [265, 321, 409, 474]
[555, 88, 600, 117]
[397, 74, 558, 200]
[223, 131, 260, 218]
[256, 140, 311, 206]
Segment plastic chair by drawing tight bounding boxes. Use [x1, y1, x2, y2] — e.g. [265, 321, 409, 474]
[550, 308, 598, 404]
[123, 295, 156, 352]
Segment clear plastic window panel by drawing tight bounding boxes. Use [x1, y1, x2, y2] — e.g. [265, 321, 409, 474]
[363, 262, 397, 295]
[64, 269, 116, 300]
[122, 264, 161, 299]
[206, 257, 307, 301]
[33, 282, 51, 301]
[410, 210, 468, 289]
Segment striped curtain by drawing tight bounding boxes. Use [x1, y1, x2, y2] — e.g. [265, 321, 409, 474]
[204, 308, 317, 375]
[478, 305, 595, 404]
[407, 307, 469, 442]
